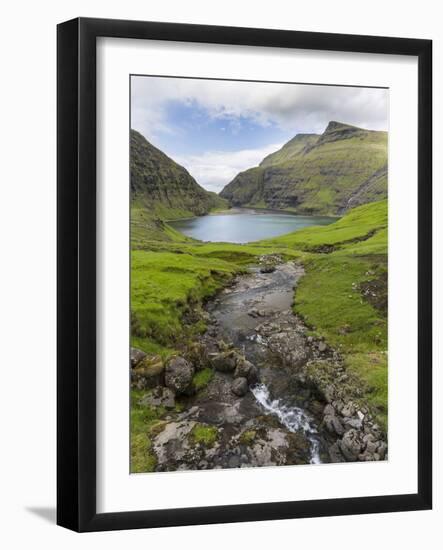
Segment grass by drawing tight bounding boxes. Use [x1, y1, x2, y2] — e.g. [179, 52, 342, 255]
[271, 200, 389, 428]
[130, 389, 165, 473]
[131, 198, 389, 468]
[192, 368, 214, 391]
[191, 423, 218, 446]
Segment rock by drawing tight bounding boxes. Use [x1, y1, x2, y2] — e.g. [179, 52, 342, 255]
[324, 384, 335, 403]
[323, 404, 335, 416]
[231, 377, 248, 397]
[139, 386, 175, 409]
[164, 356, 194, 395]
[339, 429, 363, 461]
[131, 354, 164, 389]
[130, 347, 147, 368]
[318, 341, 327, 353]
[260, 264, 276, 274]
[210, 350, 239, 373]
[344, 417, 363, 430]
[324, 414, 345, 436]
[341, 402, 356, 417]
[234, 359, 259, 384]
[185, 342, 209, 370]
[377, 441, 388, 460]
[329, 442, 346, 462]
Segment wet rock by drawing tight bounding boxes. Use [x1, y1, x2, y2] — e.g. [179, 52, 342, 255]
[131, 347, 147, 368]
[164, 356, 194, 395]
[323, 404, 335, 416]
[140, 386, 175, 409]
[210, 350, 239, 373]
[131, 354, 164, 390]
[231, 377, 248, 397]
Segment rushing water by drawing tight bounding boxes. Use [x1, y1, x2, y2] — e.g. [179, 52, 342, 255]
[208, 263, 323, 464]
[169, 208, 335, 243]
[251, 383, 321, 464]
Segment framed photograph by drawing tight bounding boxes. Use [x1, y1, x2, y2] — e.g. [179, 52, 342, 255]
[57, 17, 432, 532]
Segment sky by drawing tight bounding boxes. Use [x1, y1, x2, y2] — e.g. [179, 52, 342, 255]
[131, 76, 388, 193]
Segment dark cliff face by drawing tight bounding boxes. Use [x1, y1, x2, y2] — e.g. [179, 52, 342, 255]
[130, 129, 226, 218]
[220, 122, 388, 215]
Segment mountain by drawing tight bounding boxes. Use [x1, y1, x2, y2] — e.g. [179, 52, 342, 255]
[220, 121, 387, 215]
[130, 129, 227, 219]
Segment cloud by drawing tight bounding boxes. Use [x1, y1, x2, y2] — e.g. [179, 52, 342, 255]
[131, 76, 388, 190]
[175, 143, 284, 193]
[131, 76, 388, 140]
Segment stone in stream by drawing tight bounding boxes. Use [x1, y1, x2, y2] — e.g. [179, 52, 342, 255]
[231, 377, 248, 397]
[164, 356, 194, 395]
[210, 350, 239, 373]
[234, 359, 259, 385]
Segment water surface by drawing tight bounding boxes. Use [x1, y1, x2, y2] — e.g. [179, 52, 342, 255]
[169, 208, 336, 243]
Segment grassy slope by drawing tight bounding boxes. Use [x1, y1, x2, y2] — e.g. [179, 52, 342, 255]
[280, 201, 388, 428]
[220, 123, 387, 215]
[131, 200, 388, 468]
[131, 129, 227, 218]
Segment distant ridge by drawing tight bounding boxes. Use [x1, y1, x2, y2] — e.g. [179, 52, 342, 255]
[220, 121, 387, 215]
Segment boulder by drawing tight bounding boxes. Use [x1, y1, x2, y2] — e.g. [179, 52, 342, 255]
[260, 264, 276, 274]
[130, 347, 147, 368]
[234, 359, 259, 384]
[131, 354, 164, 389]
[231, 377, 248, 397]
[164, 356, 194, 395]
[185, 342, 209, 371]
[210, 350, 239, 373]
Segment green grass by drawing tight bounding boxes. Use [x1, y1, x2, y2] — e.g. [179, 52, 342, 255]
[131, 199, 389, 448]
[268, 200, 388, 428]
[130, 390, 165, 473]
[191, 423, 218, 446]
[131, 250, 241, 352]
[192, 368, 214, 391]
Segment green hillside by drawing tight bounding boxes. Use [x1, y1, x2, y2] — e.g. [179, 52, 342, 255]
[131, 129, 227, 220]
[220, 121, 387, 215]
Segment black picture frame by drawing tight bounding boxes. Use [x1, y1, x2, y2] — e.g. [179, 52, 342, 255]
[57, 17, 432, 532]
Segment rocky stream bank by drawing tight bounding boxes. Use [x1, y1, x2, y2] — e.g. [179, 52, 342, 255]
[131, 257, 387, 472]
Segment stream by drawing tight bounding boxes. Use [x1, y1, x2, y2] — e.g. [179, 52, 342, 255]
[206, 262, 323, 464]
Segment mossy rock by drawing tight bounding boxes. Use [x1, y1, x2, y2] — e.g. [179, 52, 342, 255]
[131, 354, 164, 389]
[190, 423, 218, 447]
[239, 430, 257, 445]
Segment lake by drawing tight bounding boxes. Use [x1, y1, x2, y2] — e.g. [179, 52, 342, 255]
[169, 209, 336, 243]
